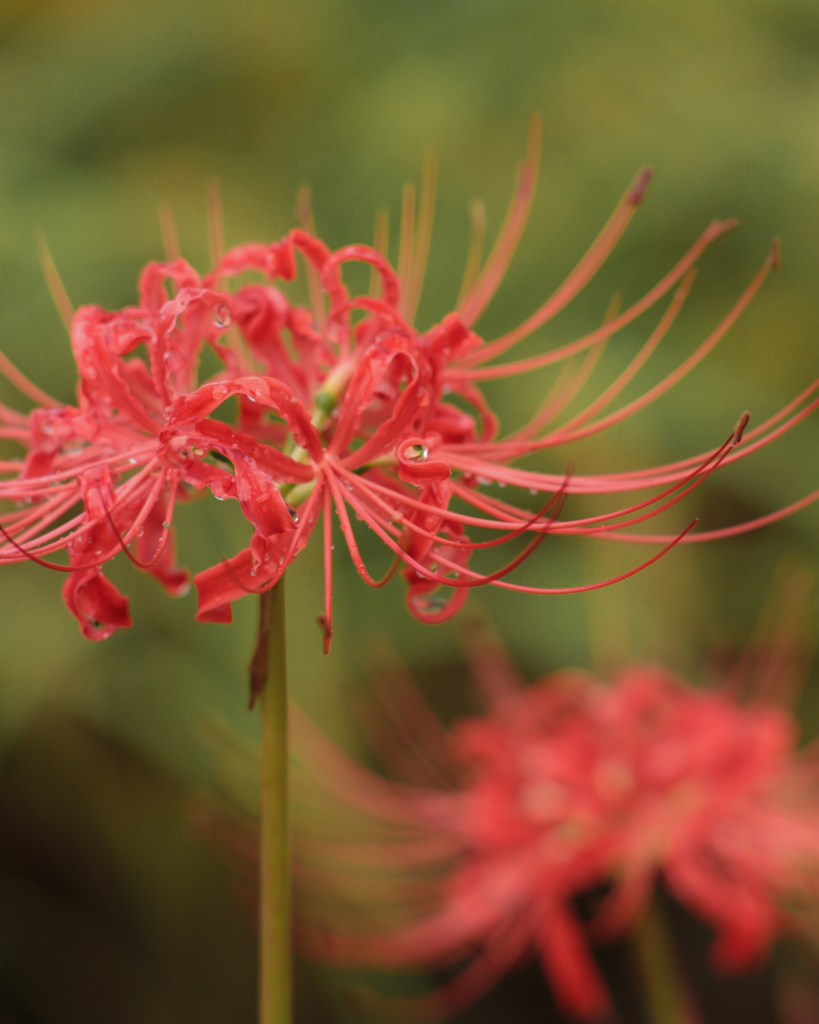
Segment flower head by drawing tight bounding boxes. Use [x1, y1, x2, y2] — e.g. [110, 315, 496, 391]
[1, 120, 817, 644]
[293, 616, 819, 1019]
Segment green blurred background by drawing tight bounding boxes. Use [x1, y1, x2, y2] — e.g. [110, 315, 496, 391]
[0, 1, 818, 1021]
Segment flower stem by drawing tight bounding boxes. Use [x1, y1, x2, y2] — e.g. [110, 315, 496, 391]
[633, 897, 696, 1024]
[254, 580, 291, 1024]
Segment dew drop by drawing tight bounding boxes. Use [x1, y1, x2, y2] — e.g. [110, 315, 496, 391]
[529, 488, 538, 495]
[287, 504, 299, 524]
[213, 303, 232, 329]
[403, 443, 428, 463]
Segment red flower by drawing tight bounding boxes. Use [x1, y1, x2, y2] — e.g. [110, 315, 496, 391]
[2, 120, 817, 643]
[293, 631, 819, 1020]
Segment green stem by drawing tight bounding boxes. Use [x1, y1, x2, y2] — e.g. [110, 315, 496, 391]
[254, 580, 290, 1024]
[633, 897, 691, 1024]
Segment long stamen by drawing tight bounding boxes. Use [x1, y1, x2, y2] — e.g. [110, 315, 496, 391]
[0, 458, 162, 559]
[540, 244, 777, 447]
[36, 230, 74, 335]
[297, 186, 328, 328]
[453, 219, 736, 380]
[457, 116, 542, 327]
[455, 200, 487, 307]
[509, 292, 621, 442]
[0, 443, 157, 491]
[339, 472, 698, 595]
[443, 429, 735, 536]
[541, 268, 696, 441]
[104, 471, 176, 570]
[396, 183, 416, 312]
[334, 463, 568, 552]
[368, 209, 390, 298]
[404, 152, 438, 324]
[158, 202, 182, 262]
[206, 177, 225, 271]
[339, 474, 563, 589]
[603, 487, 819, 545]
[325, 468, 400, 589]
[0, 519, 126, 573]
[0, 349, 60, 408]
[473, 166, 651, 364]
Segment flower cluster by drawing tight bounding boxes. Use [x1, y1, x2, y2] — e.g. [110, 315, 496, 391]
[294, 644, 819, 1020]
[1, 121, 816, 644]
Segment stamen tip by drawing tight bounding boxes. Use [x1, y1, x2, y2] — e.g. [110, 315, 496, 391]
[733, 411, 751, 444]
[628, 168, 653, 206]
[318, 615, 334, 654]
[469, 199, 487, 233]
[296, 184, 314, 229]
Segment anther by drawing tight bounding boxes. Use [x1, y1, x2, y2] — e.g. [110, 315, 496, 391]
[733, 411, 750, 445]
[628, 168, 653, 206]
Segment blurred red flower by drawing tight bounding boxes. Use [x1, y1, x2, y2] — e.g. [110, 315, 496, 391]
[1, 120, 817, 643]
[294, 615, 819, 1019]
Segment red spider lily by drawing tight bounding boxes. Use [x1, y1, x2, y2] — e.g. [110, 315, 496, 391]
[292, 614, 819, 1021]
[1, 119, 817, 643]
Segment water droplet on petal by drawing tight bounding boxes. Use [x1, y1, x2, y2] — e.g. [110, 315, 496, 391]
[287, 505, 299, 524]
[213, 303, 232, 329]
[162, 521, 171, 529]
[403, 442, 428, 463]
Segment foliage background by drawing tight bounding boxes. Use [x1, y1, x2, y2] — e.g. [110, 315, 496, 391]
[0, 1, 817, 1021]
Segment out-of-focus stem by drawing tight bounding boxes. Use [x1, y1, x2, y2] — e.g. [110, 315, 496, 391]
[633, 897, 696, 1024]
[255, 580, 290, 1024]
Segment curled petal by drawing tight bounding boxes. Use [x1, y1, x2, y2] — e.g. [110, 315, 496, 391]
[205, 238, 297, 285]
[322, 245, 401, 309]
[397, 436, 451, 485]
[162, 376, 323, 463]
[138, 259, 202, 310]
[62, 568, 132, 641]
